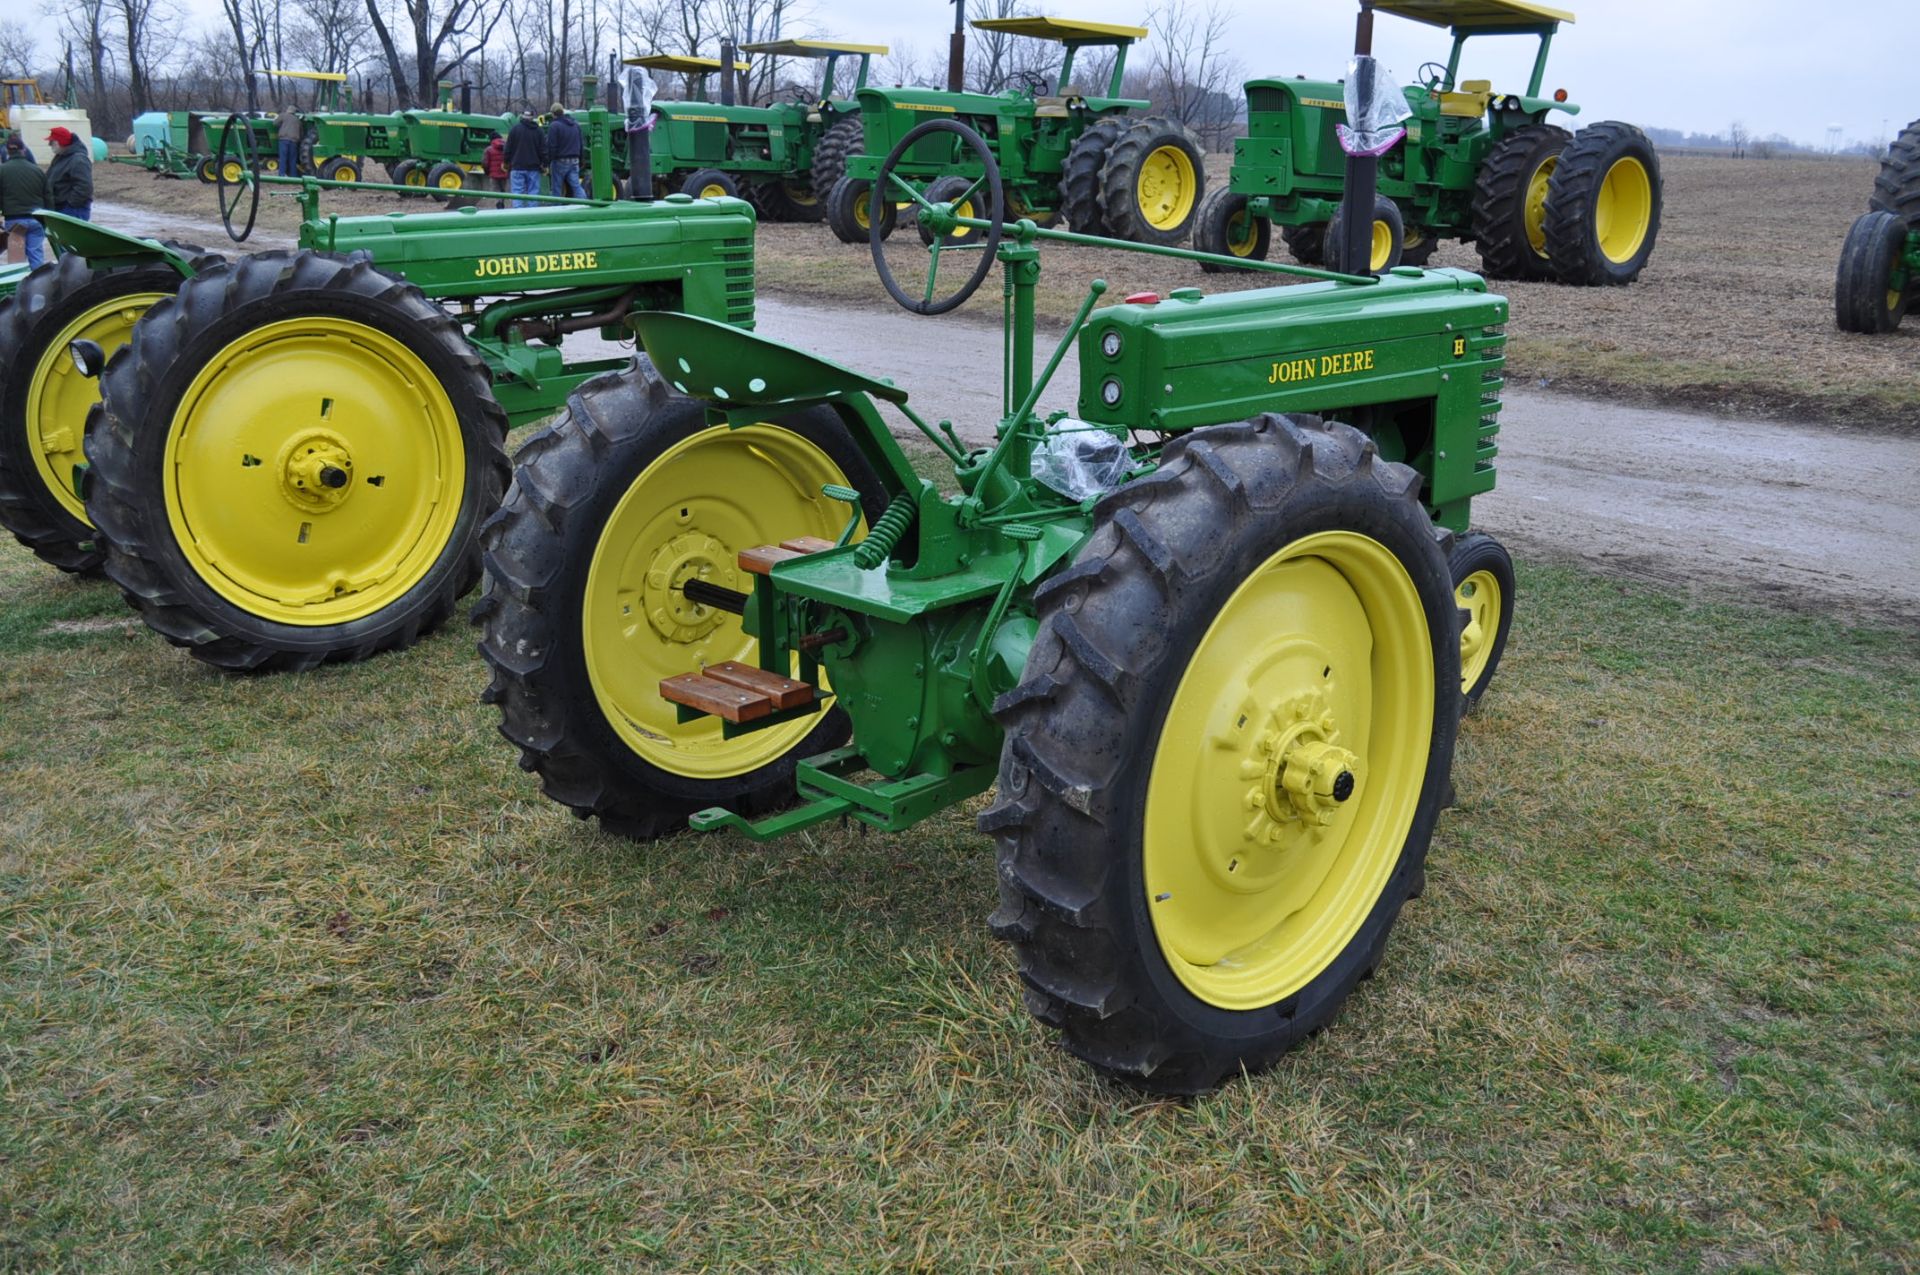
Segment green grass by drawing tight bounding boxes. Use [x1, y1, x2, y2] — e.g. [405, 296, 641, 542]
[2, 537, 1916, 1271]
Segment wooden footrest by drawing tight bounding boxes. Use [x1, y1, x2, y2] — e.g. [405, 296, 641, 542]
[703, 661, 814, 710]
[738, 536, 839, 577]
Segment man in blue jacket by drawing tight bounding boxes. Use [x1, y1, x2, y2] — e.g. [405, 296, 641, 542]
[503, 109, 546, 207]
[546, 103, 585, 199]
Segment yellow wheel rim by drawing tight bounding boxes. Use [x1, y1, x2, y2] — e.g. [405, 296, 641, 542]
[221, 160, 244, 183]
[1524, 153, 1558, 257]
[162, 318, 466, 626]
[1226, 208, 1259, 257]
[436, 170, 463, 190]
[1455, 568, 1502, 694]
[1369, 219, 1393, 271]
[945, 195, 977, 240]
[334, 165, 356, 183]
[1135, 144, 1197, 231]
[25, 291, 168, 524]
[784, 182, 818, 207]
[1143, 530, 1434, 1010]
[1594, 155, 1652, 264]
[582, 424, 857, 780]
[405, 169, 425, 187]
[853, 190, 872, 230]
[700, 182, 728, 199]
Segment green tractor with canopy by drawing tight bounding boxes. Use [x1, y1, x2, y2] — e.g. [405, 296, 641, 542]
[0, 115, 745, 668]
[1195, 0, 1662, 284]
[478, 114, 1518, 1093]
[268, 69, 415, 186]
[1836, 117, 1919, 333]
[828, 17, 1206, 247]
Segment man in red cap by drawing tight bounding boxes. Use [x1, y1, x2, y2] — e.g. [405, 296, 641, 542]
[45, 125, 93, 222]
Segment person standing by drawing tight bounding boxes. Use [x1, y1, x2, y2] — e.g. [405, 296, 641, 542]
[483, 131, 509, 208]
[45, 127, 93, 221]
[1, 137, 50, 267]
[503, 109, 546, 208]
[546, 102, 585, 199]
[276, 107, 302, 178]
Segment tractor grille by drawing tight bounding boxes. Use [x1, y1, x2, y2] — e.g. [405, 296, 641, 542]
[719, 234, 755, 329]
[1475, 324, 1506, 477]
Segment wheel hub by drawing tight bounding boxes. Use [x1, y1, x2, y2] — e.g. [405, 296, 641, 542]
[278, 429, 355, 512]
[643, 528, 735, 643]
[1224, 688, 1363, 888]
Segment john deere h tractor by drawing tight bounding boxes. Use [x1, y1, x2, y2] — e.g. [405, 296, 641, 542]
[828, 17, 1206, 247]
[477, 115, 1517, 1093]
[1196, 0, 1661, 285]
[0, 117, 750, 669]
[625, 40, 886, 223]
[1836, 117, 1919, 334]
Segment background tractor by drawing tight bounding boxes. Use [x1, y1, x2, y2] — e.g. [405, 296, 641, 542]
[828, 17, 1205, 247]
[1836, 117, 1919, 334]
[0, 115, 749, 670]
[1195, 0, 1662, 285]
[624, 41, 885, 222]
[477, 115, 1516, 1093]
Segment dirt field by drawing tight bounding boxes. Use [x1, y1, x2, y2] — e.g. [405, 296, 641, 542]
[91, 150, 1914, 427]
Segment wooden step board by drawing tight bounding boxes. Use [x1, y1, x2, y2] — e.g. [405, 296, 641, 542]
[738, 536, 837, 577]
[660, 660, 816, 723]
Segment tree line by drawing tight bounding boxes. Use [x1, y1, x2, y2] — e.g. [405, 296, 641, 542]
[0, 0, 1244, 150]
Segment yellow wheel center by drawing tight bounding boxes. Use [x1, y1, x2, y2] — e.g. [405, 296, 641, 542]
[1370, 219, 1393, 271]
[1143, 531, 1434, 1011]
[1525, 154, 1558, 257]
[853, 191, 872, 230]
[162, 317, 466, 626]
[1594, 156, 1652, 264]
[1226, 210, 1257, 256]
[1135, 144, 1197, 231]
[222, 160, 244, 183]
[1455, 568, 1502, 692]
[25, 291, 169, 525]
[437, 171, 463, 189]
[582, 424, 861, 781]
[701, 183, 728, 199]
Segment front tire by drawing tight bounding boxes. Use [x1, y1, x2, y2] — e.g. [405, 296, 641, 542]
[475, 361, 889, 840]
[1449, 531, 1514, 711]
[983, 414, 1459, 1093]
[1324, 194, 1404, 274]
[682, 168, 739, 200]
[85, 252, 509, 671]
[1835, 210, 1911, 334]
[1193, 188, 1270, 273]
[826, 175, 895, 244]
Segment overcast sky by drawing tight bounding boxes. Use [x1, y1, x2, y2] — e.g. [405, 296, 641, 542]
[49, 0, 1920, 148]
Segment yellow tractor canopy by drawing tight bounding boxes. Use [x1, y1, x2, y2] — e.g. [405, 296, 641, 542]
[969, 17, 1149, 43]
[1374, 0, 1574, 28]
[739, 39, 889, 58]
[265, 69, 350, 81]
[623, 54, 751, 73]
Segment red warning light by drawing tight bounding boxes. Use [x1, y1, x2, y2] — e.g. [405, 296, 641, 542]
[1553, 88, 1568, 102]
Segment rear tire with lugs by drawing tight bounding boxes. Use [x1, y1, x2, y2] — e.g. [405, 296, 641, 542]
[1543, 121, 1662, 286]
[1869, 118, 1920, 225]
[982, 414, 1459, 1094]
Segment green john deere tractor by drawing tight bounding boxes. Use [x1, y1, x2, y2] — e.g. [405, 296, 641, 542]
[1836, 117, 1919, 333]
[828, 17, 1206, 247]
[1196, 0, 1662, 285]
[268, 69, 416, 186]
[0, 116, 747, 669]
[623, 40, 886, 222]
[477, 115, 1518, 1093]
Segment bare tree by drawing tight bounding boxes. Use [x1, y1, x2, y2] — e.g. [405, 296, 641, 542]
[1729, 119, 1749, 160]
[1144, 0, 1241, 150]
[363, 0, 510, 108]
[0, 20, 39, 78]
[59, 0, 115, 127]
[112, 0, 180, 118]
[964, 0, 1051, 95]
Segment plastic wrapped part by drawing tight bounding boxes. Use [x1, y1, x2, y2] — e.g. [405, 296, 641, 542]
[1031, 420, 1131, 501]
[1335, 55, 1410, 157]
[623, 67, 657, 133]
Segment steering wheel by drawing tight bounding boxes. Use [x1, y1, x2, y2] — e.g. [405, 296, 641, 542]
[1016, 72, 1053, 96]
[1417, 62, 1451, 91]
[870, 118, 1004, 316]
[214, 112, 261, 243]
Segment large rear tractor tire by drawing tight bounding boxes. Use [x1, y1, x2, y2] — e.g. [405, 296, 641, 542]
[85, 252, 509, 671]
[1324, 194, 1404, 275]
[1193, 188, 1271, 273]
[1835, 210, 1912, 334]
[809, 118, 864, 205]
[1098, 117, 1206, 246]
[982, 414, 1459, 1094]
[1061, 117, 1129, 237]
[1449, 531, 1514, 712]
[1470, 123, 1570, 281]
[1869, 118, 1920, 225]
[748, 178, 824, 223]
[826, 175, 895, 245]
[0, 247, 218, 574]
[475, 361, 888, 840]
[1543, 122, 1662, 286]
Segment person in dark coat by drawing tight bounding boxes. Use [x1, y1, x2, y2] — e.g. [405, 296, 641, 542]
[45, 127, 93, 221]
[1, 136, 50, 267]
[503, 109, 547, 207]
[546, 103, 585, 199]
[276, 108, 302, 178]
